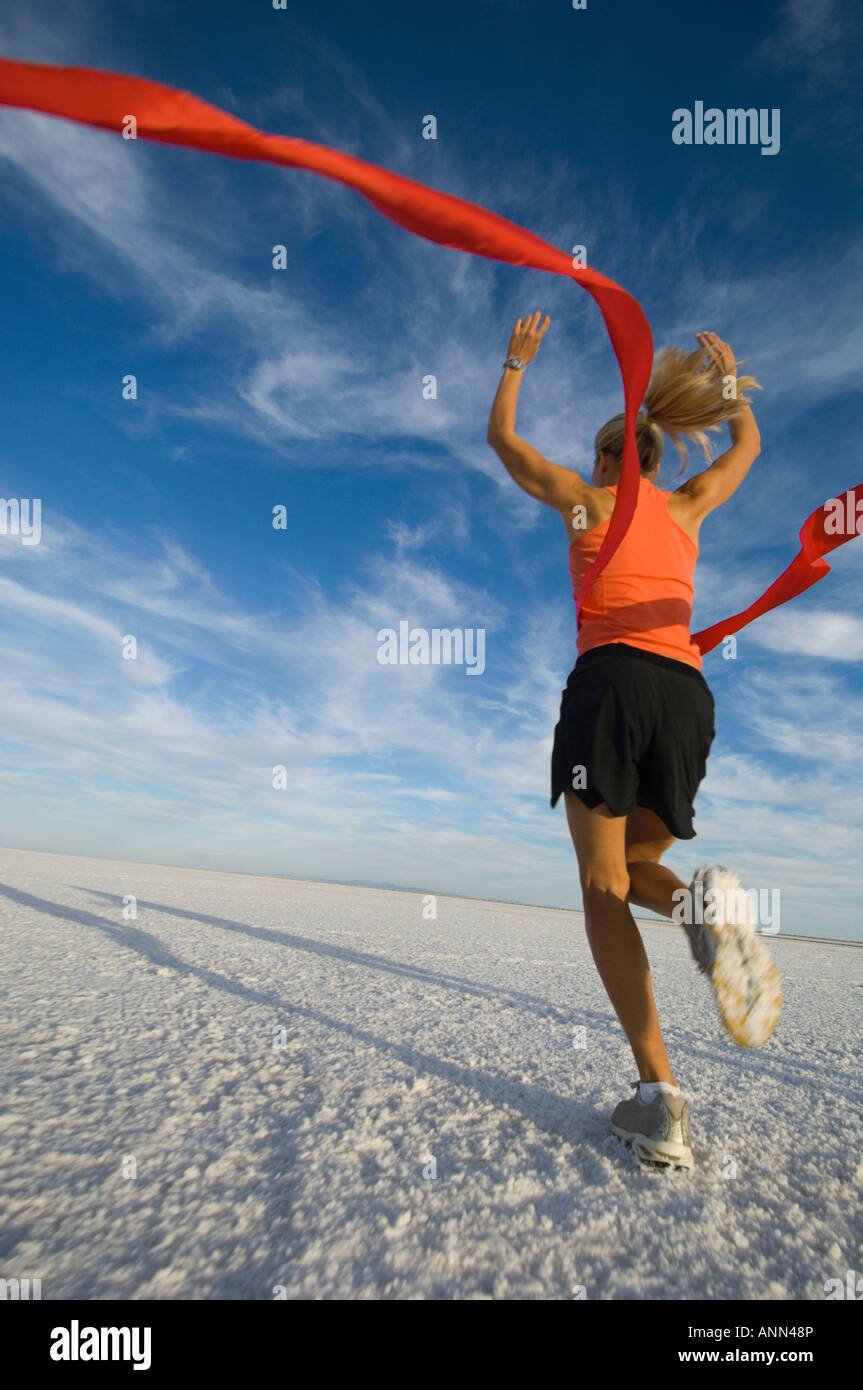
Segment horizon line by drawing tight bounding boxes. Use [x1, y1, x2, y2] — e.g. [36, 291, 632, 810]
[1, 844, 859, 948]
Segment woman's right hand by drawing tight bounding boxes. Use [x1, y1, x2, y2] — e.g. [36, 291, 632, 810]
[697, 331, 736, 378]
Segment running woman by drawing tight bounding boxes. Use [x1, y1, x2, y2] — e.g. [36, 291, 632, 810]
[487, 317, 782, 1170]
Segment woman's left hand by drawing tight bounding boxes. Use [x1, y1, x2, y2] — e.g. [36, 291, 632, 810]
[507, 310, 551, 364]
[697, 331, 736, 378]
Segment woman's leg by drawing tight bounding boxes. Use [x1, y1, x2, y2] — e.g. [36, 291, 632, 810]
[625, 806, 688, 920]
[564, 792, 677, 1086]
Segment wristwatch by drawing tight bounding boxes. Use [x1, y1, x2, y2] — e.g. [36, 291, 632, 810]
[503, 356, 526, 370]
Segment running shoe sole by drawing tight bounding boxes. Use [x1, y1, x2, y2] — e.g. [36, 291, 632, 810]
[610, 1123, 694, 1170]
[689, 866, 782, 1048]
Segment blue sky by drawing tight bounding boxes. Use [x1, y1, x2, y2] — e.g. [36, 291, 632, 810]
[1, 0, 862, 940]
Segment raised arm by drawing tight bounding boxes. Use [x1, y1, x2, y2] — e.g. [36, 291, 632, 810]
[674, 332, 761, 521]
[486, 311, 591, 517]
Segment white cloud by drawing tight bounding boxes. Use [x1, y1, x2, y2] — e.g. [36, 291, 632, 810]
[750, 609, 863, 661]
[757, 0, 863, 86]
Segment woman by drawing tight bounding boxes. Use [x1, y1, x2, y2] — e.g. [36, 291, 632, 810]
[487, 316, 781, 1170]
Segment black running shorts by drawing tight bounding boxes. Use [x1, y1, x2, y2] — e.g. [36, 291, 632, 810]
[550, 642, 716, 840]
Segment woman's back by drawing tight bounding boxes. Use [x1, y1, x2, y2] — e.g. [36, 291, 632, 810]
[569, 476, 702, 670]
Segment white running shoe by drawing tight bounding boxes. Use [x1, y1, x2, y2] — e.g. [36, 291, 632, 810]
[685, 865, 782, 1048]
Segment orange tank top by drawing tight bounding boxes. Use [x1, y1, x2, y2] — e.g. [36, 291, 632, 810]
[569, 477, 702, 671]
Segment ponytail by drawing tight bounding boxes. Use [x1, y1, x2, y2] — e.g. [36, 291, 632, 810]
[595, 344, 762, 475]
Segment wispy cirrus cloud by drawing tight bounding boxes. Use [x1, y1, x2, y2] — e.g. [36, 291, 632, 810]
[756, 0, 863, 87]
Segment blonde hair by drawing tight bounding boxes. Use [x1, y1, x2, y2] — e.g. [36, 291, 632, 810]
[594, 345, 762, 475]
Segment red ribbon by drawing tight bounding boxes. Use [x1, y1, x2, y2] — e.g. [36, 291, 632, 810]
[0, 57, 858, 655]
[692, 485, 863, 654]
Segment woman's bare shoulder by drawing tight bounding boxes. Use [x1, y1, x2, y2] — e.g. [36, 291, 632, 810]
[557, 482, 616, 543]
[666, 486, 703, 545]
